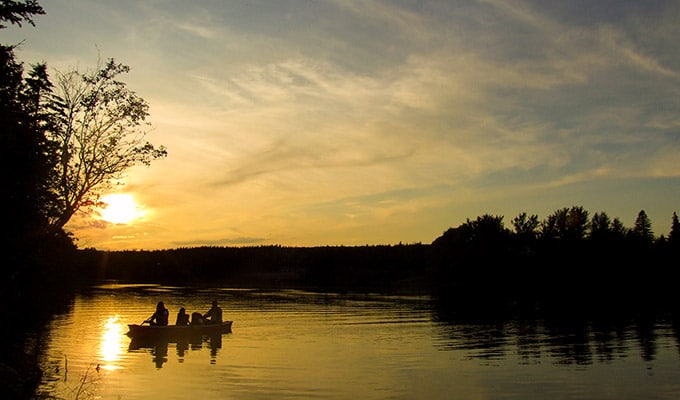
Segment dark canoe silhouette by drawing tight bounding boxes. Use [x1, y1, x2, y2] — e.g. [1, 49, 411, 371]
[127, 321, 233, 339]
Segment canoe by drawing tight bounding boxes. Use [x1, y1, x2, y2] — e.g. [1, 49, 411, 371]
[127, 321, 233, 339]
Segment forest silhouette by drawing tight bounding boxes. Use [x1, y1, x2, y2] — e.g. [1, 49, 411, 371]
[70, 207, 680, 312]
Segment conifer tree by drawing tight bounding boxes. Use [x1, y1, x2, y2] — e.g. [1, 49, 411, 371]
[630, 210, 654, 243]
[669, 212, 680, 247]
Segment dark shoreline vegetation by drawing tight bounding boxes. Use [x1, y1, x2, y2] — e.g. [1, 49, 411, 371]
[17, 207, 674, 322]
[5, 207, 679, 315]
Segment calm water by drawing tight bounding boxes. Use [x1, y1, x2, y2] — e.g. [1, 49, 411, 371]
[37, 285, 680, 399]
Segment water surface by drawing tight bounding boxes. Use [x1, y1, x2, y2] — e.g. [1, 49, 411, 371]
[37, 285, 680, 399]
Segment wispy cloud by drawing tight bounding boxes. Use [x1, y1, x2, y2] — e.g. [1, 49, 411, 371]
[176, 22, 218, 40]
[12, 0, 675, 249]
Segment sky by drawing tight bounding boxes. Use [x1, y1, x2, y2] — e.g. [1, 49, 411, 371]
[4, 0, 680, 250]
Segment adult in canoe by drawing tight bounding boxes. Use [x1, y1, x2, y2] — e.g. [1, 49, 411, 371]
[146, 301, 169, 326]
[175, 307, 190, 326]
[203, 300, 223, 324]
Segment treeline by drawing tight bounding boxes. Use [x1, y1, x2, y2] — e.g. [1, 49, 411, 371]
[72, 207, 679, 311]
[74, 244, 430, 292]
[430, 207, 680, 314]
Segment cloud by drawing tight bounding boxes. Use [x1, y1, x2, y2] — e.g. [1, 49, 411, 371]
[37, 0, 679, 249]
[176, 22, 217, 40]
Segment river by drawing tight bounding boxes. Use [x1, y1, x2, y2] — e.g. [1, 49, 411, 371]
[36, 284, 680, 399]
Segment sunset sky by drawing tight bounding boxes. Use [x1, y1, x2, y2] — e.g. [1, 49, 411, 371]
[5, 0, 680, 250]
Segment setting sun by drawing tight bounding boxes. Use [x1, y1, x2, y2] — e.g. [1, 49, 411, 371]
[100, 194, 142, 224]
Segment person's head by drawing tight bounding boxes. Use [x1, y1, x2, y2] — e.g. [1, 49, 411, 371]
[156, 301, 165, 311]
[179, 307, 186, 314]
[212, 300, 218, 307]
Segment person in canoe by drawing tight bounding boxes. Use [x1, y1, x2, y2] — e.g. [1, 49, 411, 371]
[203, 300, 223, 324]
[190, 311, 204, 325]
[146, 301, 169, 326]
[175, 307, 190, 326]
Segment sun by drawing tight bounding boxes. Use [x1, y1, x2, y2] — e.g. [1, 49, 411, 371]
[99, 194, 142, 224]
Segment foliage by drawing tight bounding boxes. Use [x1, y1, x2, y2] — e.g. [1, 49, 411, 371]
[589, 211, 611, 240]
[0, 0, 44, 29]
[540, 206, 589, 240]
[1, 1, 166, 251]
[0, 44, 69, 264]
[46, 58, 167, 231]
[431, 214, 510, 265]
[630, 209, 654, 243]
[668, 212, 680, 246]
[512, 212, 539, 241]
[611, 217, 627, 239]
[459, 214, 509, 243]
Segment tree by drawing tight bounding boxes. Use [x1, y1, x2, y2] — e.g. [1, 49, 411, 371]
[566, 206, 589, 240]
[669, 212, 680, 246]
[590, 211, 612, 240]
[1, 0, 76, 295]
[460, 214, 509, 243]
[1, 2, 51, 240]
[630, 209, 654, 243]
[0, 44, 59, 253]
[540, 207, 567, 240]
[540, 206, 589, 240]
[0, 0, 44, 29]
[512, 212, 539, 241]
[610, 217, 627, 240]
[431, 214, 509, 258]
[46, 58, 167, 232]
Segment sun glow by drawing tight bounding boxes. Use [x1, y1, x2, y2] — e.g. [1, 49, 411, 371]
[100, 194, 143, 224]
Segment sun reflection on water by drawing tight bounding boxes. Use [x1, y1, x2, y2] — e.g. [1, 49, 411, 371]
[100, 316, 125, 371]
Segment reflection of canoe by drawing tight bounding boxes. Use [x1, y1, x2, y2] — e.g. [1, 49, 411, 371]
[128, 330, 225, 368]
[128, 332, 221, 352]
[126, 321, 233, 339]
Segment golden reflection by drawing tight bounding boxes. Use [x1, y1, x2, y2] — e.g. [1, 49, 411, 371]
[100, 316, 125, 370]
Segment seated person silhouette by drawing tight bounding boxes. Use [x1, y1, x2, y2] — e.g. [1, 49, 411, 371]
[203, 300, 223, 324]
[175, 307, 190, 326]
[191, 311, 204, 325]
[146, 301, 169, 326]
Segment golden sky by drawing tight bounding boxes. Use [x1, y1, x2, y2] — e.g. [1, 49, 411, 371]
[5, 0, 680, 250]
